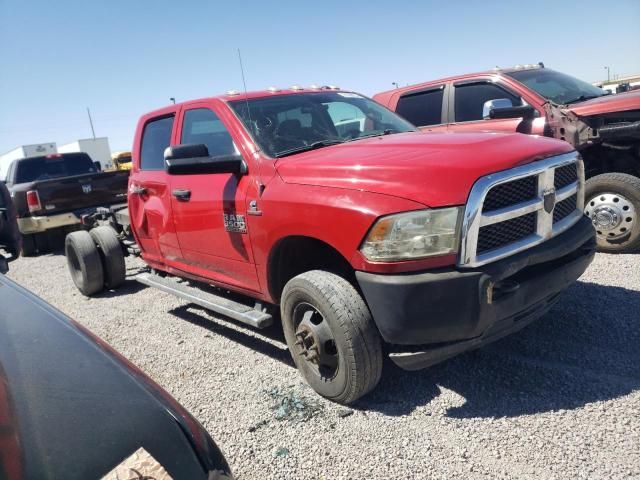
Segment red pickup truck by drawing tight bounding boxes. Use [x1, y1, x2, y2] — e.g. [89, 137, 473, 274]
[65, 87, 595, 404]
[374, 64, 640, 252]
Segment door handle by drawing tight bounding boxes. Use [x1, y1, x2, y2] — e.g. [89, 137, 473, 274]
[172, 189, 191, 201]
[130, 185, 147, 195]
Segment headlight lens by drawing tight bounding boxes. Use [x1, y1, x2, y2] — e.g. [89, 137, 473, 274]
[360, 207, 462, 261]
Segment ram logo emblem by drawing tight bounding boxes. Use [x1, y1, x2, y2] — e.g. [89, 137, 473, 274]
[543, 188, 556, 213]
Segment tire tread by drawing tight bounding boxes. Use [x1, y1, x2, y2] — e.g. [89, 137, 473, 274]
[282, 270, 383, 404]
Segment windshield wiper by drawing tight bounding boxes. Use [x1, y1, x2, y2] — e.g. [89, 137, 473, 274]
[345, 129, 399, 142]
[275, 139, 344, 158]
[564, 94, 603, 105]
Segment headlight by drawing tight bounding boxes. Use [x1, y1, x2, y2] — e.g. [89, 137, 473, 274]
[360, 207, 463, 261]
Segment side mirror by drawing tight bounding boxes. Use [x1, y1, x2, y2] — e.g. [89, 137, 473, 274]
[164, 143, 246, 175]
[482, 98, 514, 119]
[489, 105, 536, 120]
[485, 103, 536, 121]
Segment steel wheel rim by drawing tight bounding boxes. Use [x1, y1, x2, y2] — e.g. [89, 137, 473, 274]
[584, 192, 636, 241]
[292, 302, 339, 380]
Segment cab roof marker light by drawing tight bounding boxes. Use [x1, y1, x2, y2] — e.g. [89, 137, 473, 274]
[309, 84, 321, 90]
[267, 86, 281, 93]
[328, 85, 340, 90]
[226, 90, 240, 96]
[290, 85, 304, 91]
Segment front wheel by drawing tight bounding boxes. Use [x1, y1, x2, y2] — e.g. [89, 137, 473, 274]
[584, 173, 640, 253]
[281, 270, 383, 405]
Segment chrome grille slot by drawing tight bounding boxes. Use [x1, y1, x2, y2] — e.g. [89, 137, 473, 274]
[554, 163, 578, 189]
[483, 176, 537, 212]
[459, 153, 585, 267]
[553, 193, 577, 223]
[478, 213, 537, 253]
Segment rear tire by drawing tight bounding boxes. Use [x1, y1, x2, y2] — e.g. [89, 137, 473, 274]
[21, 234, 37, 257]
[281, 270, 383, 405]
[65, 231, 104, 296]
[90, 226, 125, 289]
[584, 173, 640, 253]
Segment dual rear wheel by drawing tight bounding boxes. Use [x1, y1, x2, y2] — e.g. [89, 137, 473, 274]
[65, 226, 125, 296]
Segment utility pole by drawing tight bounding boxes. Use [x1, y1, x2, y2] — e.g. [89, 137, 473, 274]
[86, 107, 96, 139]
[604, 66, 610, 83]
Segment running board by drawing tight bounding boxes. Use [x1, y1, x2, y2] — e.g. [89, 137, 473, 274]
[136, 272, 273, 329]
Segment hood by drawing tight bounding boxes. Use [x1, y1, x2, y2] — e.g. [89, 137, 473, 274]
[275, 132, 572, 207]
[567, 90, 640, 117]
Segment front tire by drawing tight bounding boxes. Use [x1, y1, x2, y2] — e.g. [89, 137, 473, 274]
[281, 270, 383, 405]
[584, 173, 640, 253]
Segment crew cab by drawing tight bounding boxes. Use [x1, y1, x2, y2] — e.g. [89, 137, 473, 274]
[4, 152, 128, 255]
[374, 64, 640, 252]
[65, 87, 595, 404]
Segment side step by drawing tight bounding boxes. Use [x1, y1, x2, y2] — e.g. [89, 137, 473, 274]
[136, 272, 273, 329]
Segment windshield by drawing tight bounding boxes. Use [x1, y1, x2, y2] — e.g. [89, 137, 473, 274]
[229, 91, 416, 158]
[15, 153, 97, 183]
[507, 68, 606, 105]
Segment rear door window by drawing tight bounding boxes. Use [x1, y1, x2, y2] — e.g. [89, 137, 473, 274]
[140, 116, 174, 170]
[454, 82, 522, 122]
[181, 108, 237, 157]
[395, 87, 444, 126]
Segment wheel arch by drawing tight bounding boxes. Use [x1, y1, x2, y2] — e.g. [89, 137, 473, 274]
[267, 235, 355, 303]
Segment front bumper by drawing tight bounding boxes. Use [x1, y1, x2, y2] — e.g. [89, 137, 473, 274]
[356, 215, 596, 370]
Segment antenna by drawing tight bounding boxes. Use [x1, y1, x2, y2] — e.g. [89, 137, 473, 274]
[237, 49, 254, 134]
[86, 107, 96, 139]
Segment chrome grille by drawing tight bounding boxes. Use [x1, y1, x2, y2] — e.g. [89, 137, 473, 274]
[459, 152, 584, 267]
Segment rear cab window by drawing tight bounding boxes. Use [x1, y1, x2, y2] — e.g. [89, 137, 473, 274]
[395, 87, 445, 127]
[14, 153, 97, 183]
[453, 81, 522, 122]
[140, 116, 174, 170]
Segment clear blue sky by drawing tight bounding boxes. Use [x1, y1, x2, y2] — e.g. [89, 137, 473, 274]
[1, 0, 639, 153]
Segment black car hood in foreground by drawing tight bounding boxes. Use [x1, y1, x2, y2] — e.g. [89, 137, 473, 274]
[0, 275, 232, 480]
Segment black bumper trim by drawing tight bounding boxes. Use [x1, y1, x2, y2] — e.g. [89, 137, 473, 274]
[356, 215, 596, 363]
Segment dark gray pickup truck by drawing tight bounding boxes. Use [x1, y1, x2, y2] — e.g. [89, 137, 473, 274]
[3, 152, 128, 255]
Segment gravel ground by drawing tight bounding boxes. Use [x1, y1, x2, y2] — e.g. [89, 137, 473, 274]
[7, 251, 640, 479]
